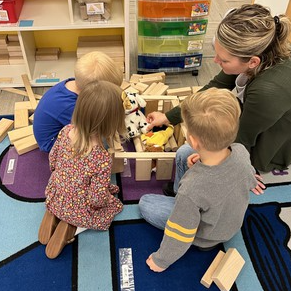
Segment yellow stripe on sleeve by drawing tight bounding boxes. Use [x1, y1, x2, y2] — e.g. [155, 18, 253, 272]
[164, 228, 195, 243]
[167, 220, 197, 235]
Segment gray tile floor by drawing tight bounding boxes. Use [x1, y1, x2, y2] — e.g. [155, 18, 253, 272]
[0, 0, 250, 116]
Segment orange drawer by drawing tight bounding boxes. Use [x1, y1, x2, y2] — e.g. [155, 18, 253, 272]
[138, 1, 210, 19]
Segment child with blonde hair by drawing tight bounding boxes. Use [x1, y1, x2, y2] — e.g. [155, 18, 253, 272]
[38, 80, 127, 259]
[139, 88, 258, 272]
[33, 51, 123, 152]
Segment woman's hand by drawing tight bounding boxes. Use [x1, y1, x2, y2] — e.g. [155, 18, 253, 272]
[146, 111, 170, 131]
[187, 153, 201, 168]
[146, 254, 166, 272]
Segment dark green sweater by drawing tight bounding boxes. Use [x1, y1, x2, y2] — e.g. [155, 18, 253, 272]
[166, 59, 291, 172]
[166, 58, 291, 172]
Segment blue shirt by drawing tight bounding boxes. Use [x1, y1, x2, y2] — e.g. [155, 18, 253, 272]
[33, 78, 78, 152]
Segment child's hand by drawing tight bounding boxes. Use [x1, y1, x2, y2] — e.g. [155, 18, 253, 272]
[187, 153, 200, 168]
[146, 254, 166, 272]
[251, 174, 266, 195]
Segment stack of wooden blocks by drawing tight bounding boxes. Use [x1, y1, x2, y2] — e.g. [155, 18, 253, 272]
[78, 0, 112, 22]
[0, 34, 24, 65]
[1, 74, 41, 155]
[35, 47, 61, 61]
[76, 35, 124, 72]
[111, 72, 202, 181]
[200, 248, 245, 291]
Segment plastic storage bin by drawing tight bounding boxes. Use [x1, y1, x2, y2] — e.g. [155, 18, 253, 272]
[138, 0, 210, 19]
[138, 36, 204, 54]
[138, 19, 208, 37]
[0, 0, 24, 23]
[138, 54, 203, 70]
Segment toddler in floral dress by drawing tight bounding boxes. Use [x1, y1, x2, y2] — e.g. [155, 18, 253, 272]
[38, 80, 127, 259]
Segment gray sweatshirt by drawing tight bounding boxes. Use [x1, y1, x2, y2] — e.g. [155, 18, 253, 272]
[152, 143, 257, 269]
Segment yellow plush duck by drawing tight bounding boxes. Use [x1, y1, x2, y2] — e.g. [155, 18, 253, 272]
[141, 125, 174, 152]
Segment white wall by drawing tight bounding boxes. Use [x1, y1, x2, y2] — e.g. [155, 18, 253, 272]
[254, 0, 289, 15]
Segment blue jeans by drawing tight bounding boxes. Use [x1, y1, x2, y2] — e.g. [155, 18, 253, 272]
[139, 194, 176, 230]
[173, 144, 195, 193]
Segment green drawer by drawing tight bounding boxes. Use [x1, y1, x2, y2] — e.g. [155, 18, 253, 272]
[138, 19, 208, 37]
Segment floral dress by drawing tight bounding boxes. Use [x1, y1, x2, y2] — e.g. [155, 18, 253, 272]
[45, 125, 123, 230]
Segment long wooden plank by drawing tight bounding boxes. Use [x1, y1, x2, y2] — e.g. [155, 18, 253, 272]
[21, 74, 38, 109]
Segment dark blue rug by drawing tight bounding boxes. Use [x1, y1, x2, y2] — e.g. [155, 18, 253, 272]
[110, 219, 234, 291]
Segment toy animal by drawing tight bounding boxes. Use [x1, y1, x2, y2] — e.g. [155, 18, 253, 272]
[122, 92, 149, 138]
[141, 125, 174, 152]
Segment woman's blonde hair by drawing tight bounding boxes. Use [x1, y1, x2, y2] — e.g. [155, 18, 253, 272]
[181, 88, 241, 151]
[74, 51, 123, 90]
[216, 4, 291, 77]
[71, 80, 127, 156]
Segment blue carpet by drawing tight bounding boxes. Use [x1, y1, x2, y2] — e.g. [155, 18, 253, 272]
[1, 134, 291, 291]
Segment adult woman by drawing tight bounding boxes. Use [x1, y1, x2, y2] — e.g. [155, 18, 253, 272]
[147, 4, 291, 196]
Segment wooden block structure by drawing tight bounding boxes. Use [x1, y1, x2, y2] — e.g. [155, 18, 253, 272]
[112, 95, 185, 181]
[200, 248, 245, 291]
[5, 75, 41, 155]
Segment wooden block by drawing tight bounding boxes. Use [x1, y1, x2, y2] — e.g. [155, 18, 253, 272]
[142, 72, 166, 83]
[21, 74, 38, 110]
[131, 82, 149, 94]
[168, 135, 178, 152]
[135, 159, 152, 181]
[200, 250, 225, 288]
[2, 88, 42, 100]
[120, 80, 131, 90]
[0, 34, 8, 45]
[156, 159, 174, 180]
[14, 135, 38, 155]
[14, 109, 29, 129]
[14, 101, 34, 111]
[142, 82, 158, 95]
[153, 83, 169, 95]
[167, 87, 192, 96]
[35, 47, 60, 55]
[0, 118, 14, 142]
[130, 74, 143, 84]
[212, 248, 245, 291]
[8, 125, 33, 144]
[111, 157, 124, 174]
[144, 100, 159, 117]
[139, 76, 163, 85]
[7, 34, 18, 42]
[133, 136, 144, 152]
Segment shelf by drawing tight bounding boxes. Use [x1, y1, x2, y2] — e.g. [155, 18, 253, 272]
[0, 0, 130, 87]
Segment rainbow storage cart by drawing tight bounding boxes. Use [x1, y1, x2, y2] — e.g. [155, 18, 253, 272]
[137, 0, 211, 75]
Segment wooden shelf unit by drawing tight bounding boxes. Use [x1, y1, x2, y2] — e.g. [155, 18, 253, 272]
[0, 0, 130, 87]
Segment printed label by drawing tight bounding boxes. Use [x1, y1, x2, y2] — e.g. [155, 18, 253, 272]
[187, 40, 203, 51]
[191, 3, 209, 17]
[0, 10, 9, 21]
[188, 21, 207, 35]
[184, 56, 202, 68]
[86, 3, 105, 15]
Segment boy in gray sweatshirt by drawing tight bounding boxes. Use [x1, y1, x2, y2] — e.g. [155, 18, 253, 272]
[139, 88, 258, 272]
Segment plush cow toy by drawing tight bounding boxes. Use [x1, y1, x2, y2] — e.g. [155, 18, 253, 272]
[122, 92, 149, 138]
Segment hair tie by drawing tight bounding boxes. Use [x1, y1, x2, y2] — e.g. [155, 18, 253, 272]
[274, 16, 280, 25]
